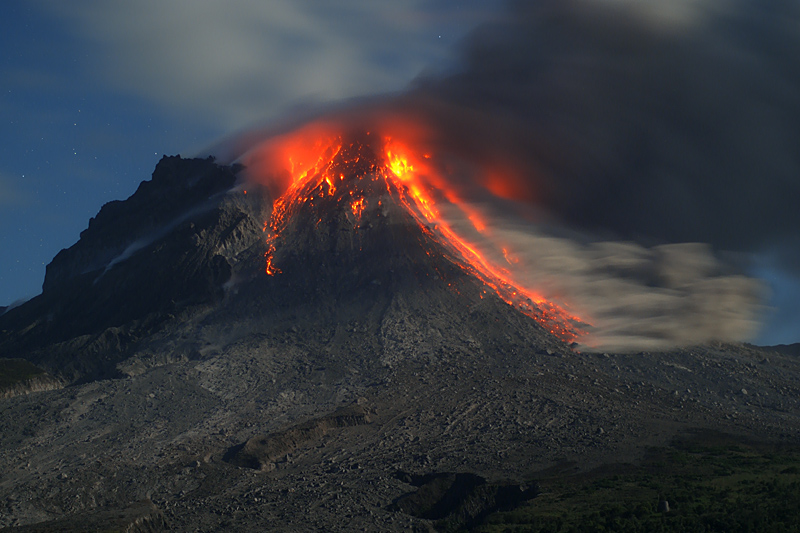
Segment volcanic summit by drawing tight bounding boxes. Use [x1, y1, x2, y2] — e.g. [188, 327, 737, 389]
[0, 138, 799, 530]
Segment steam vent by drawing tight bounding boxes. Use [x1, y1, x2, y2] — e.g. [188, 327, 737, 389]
[1, 141, 799, 530]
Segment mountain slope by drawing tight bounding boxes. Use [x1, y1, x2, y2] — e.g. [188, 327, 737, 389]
[0, 156, 266, 380]
[0, 153, 798, 531]
[0, 139, 565, 383]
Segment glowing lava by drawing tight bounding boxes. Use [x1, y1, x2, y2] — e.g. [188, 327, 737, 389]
[248, 125, 586, 343]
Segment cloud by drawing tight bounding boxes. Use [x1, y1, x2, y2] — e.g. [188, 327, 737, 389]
[383, 0, 800, 346]
[432, 201, 764, 351]
[39, 0, 492, 131]
[492, 227, 765, 351]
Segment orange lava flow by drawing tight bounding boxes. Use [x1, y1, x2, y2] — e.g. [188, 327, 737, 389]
[251, 126, 585, 343]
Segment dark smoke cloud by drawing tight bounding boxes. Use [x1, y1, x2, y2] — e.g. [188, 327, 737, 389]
[408, 0, 800, 268]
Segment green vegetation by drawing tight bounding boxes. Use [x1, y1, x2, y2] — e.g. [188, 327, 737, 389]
[0, 358, 47, 388]
[474, 435, 800, 532]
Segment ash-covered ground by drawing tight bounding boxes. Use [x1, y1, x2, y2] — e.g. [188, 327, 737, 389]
[1, 319, 798, 530]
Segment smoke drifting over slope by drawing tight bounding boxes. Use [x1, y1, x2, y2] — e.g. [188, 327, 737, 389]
[452, 212, 763, 351]
[231, 0, 799, 350]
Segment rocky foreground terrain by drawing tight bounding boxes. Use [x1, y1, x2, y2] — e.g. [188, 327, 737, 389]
[1, 326, 798, 531]
[0, 154, 798, 531]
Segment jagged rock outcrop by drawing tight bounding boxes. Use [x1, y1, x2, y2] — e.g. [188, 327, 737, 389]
[0, 156, 269, 381]
[0, 359, 62, 399]
[43, 156, 241, 292]
[225, 404, 372, 470]
[391, 472, 537, 530]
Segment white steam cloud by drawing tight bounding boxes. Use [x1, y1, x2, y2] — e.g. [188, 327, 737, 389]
[39, 0, 492, 130]
[441, 204, 764, 351]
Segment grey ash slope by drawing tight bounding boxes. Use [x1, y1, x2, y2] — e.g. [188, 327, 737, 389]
[0, 154, 799, 531]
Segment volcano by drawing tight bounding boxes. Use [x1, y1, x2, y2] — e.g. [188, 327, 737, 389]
[1, 146, 799, 530]
[0, 133, 580, 383]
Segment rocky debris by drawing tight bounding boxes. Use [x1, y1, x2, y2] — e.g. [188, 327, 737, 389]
[0, 331, 798, 530]
[225, 404, 372, 470]
[0, 359, 62, 399]
[391, 471, 537, 531]
[0, 499, 167, 532]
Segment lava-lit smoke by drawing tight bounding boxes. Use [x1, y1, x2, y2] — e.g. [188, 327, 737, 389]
[238, 112, 762, 351]
[243, 119, 585, 343]
[223, 0, 800, 350]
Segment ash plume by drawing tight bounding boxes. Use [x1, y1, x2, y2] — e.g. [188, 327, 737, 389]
[229, 0, 800, 350]
[398, 0, 798, 348]
[407, 0, 800, 261]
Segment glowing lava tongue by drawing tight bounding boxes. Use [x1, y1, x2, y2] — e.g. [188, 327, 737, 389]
[260, 132, 585, 344]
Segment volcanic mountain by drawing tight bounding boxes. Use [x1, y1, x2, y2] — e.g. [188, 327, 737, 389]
[0, 134, 576, 384]
[1, 141, 799, 530]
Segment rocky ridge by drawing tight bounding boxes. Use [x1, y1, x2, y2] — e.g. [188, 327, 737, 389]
[0, 156, 267, 382]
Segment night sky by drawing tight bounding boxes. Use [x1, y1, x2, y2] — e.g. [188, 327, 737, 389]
[1, 1, 798, 345]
